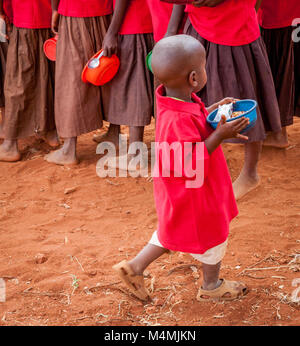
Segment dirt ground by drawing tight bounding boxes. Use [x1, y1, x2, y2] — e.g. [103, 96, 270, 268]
[0, 118, 299, 327]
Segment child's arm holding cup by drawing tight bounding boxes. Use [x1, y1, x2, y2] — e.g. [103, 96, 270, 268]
[51, 0, 60, 35]
[102, 0, 129, 57]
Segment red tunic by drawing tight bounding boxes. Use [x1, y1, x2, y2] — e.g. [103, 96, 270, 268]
[58, 0, 113, 18]
[146, 0, 172, 42]
[11, 0, 52, 29]
[186, 0, 260, 46]
[114, 0, 152, 35]
[258, 0, 300, 29]
[154, 85, 238, 254]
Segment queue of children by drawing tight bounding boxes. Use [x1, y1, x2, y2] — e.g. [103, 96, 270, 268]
[0, 0, 299, 302]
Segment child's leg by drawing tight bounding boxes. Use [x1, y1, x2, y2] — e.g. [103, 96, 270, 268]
[263, 128, 289, 149]
[93, 124, 121, 147]
[106, 126, 146, 171]
[45, 137, 78, 165]
[198, 261, 248, 301]
[113, 231, 169, 300]
[0, 139, 21, 162]
[42, 130, 60, 148]
[233, 141, 261, 200]
[113, 244, 168, 301]
[128, 243, 169, 275]
[201, 261, 222, 291]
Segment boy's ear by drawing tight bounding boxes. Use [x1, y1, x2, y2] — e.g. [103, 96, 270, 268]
[189, 71, 198, 88]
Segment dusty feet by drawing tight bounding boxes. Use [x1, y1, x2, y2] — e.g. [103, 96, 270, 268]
[106, 153, 148, 174]
[233, 171, 260, 201]
[43, 130, 60, 148]
[93, 131, 121, 148]
[44, 147, 78, 166]
[93, 124, 121, 149]
[44, 146, 78, 166]
[0, 140, 21, 162]
[263, 130, 289, 149]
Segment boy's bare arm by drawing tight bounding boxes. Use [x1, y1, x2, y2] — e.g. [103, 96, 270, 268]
[165, 5, 185, 36]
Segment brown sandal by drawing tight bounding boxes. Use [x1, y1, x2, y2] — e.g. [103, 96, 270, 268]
[113, 260, 150, 301]
[197, 279, 248, 302]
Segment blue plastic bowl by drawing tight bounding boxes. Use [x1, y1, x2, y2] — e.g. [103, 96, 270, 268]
[206, 99, 258, 134]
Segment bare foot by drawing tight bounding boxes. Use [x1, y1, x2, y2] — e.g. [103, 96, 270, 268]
[93, 128, 121, 149]
[106, 153, 148, 173]
[44, 147, 78, 166]
[233, 172, 260, 200]
[43, 131, 60, 148]
[0, 142, 21, 162]
[263, 131, 289, 149]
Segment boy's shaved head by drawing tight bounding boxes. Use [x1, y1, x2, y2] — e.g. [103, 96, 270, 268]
[151, 34, 206, 86]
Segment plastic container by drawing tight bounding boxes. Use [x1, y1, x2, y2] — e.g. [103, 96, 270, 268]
[206, 99, 258, 133]
[43, 35, 58, 61]
[146, 51, 153, 73]
[82, 49, 120, 86]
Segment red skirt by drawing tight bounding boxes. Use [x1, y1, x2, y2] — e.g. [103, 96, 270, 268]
[2, 27, 55, 139]
[261, 27, 295, 126]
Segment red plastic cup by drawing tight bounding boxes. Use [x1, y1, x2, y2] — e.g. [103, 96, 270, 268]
[43, 35, 58, 62]
[82, 49, 120, 86]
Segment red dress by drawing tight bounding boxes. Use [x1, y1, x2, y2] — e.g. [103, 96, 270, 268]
[154, 85, 238, 254]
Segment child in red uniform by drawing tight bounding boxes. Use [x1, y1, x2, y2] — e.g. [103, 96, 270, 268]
[0, 0, 58, 162]
[45, 0, 112, 165]
[93, 0, 154, 166]
[258, 0, 300, 148]
[165, 0, 282, 201]
[113, 35, 249, 302]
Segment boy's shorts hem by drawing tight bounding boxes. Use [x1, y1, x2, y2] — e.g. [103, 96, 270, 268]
[149, 231, 227, 265]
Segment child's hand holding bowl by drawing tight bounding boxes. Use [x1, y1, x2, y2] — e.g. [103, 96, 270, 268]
[216, 115, 249, 141]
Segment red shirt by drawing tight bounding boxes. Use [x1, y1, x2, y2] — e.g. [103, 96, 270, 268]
[154, 85, 238, 254]
[58, 0, 113, 18]
[3, 0, 13, 22]
[258, 0, 300, 29]
[146, 0, 172, 42]
[186, 0, 260, 46]
[114, 0, 152, 35]
[11, 0, 51, 29]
